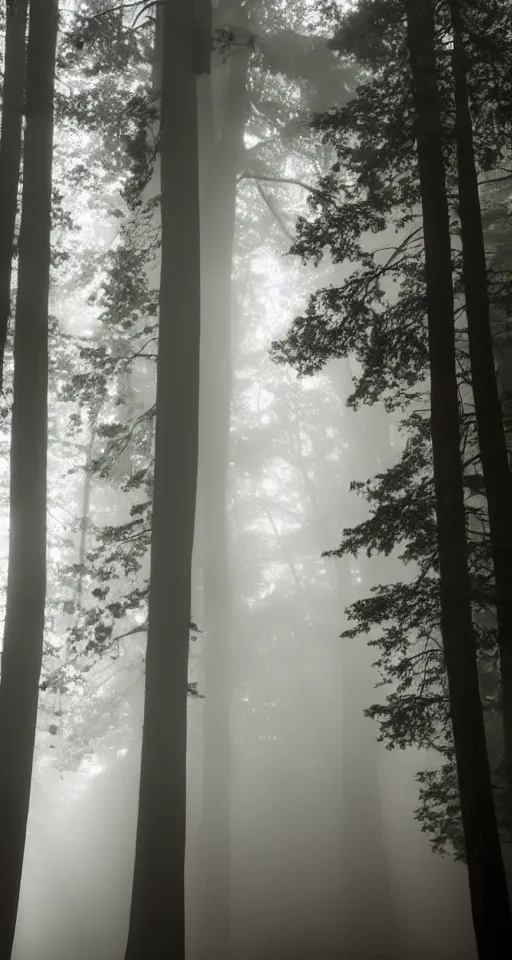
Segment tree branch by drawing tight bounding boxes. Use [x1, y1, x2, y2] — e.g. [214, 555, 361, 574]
[252, 179, 295, 241]
[238, 171, 315, 192]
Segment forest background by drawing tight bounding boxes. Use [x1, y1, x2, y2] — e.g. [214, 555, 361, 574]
[0, 0, 510, 959]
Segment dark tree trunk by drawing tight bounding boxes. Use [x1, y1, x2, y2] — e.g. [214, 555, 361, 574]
[123, 0, 201, 956]
[0, 2, 57, 957]
[449, 0, 512, 818]
[404, 1, 512, 957]
[0, 0, 28, 394]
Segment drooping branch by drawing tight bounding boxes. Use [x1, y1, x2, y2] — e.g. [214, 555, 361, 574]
[238, 171, 315, 192]
[251, 178, 295, 241]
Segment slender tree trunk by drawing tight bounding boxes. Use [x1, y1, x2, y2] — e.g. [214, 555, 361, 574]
[0, 0, 28, 395]
[449, 0, 512, 815]
[0, 2, 57, 957]
[123, 0, 201, 956]
[405, 2, 512, 957]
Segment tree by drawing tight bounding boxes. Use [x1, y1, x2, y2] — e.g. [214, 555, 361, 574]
[405, 5, 511, 951]
[266, 0, 512, 858]
[123, 0, 201, 956]
[272, 0, 512, 954]
[394, 9, 512, 952]
[0, 0, 28, 395]
[0, 2, 59, 957]
[196, 10, 359, 956]
[448, 0, 512, 809]
[195, 10, 252, 958]
[192, 7, 356, 957]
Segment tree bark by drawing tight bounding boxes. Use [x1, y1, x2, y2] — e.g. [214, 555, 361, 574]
[0, 2, 57, 957]
[0, 0, 29, 395]
[404, 2, 512, 957]
[449, 0, 512, 820]
[123, 0, 201, 956]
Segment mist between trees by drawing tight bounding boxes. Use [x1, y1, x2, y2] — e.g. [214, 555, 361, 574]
[0, 1, 510, 959]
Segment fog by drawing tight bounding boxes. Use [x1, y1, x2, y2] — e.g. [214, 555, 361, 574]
[4, 3, 485, 957]
[11, 239, 477, 959]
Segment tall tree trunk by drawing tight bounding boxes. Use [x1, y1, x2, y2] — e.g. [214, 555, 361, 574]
[196, 24, 250, 960]
[404, 2, 512, 957]
[0, 0, 28, 395]
[449, 0, 512, 817]
[123, 0, 201, 956]
[0, 2, 57, 957]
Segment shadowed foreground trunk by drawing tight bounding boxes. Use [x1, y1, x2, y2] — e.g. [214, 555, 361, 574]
[123, 0, 201, 957]
[0, 0, 28, 394]
[0, 2, 58, 957]
[449, 0, 512, 819]
[405, 1, 512, 957]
